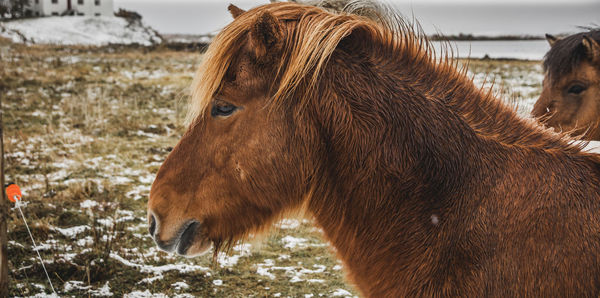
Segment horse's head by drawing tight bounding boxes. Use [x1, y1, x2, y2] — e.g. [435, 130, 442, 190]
[147, 3, 330, 257]
[532, 31, 600, 140]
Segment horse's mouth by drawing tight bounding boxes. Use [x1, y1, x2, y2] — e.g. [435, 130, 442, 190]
[176, 221, 213, 256]
[175, 221, 200, 254]
[153, 220, 213, 257]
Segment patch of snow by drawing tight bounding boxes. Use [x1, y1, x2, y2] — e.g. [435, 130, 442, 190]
[80, 200, 99, 209]
[139, 174, 155, 184]
[97, 218, 114, 227]
[124, 290, 168, 298]
[0, 16, 162, 46]
[31, 283, 46, 290]
[33, 239, 58, 251]
[126, 184, 151, 201]
[281, 236, 307, 249]
[135, 130, 160, 138]
[121, 69, 169, 80]
[8, 240, 25, 248]
[53, 225, 89, 238]
[110, 253, 209, 283]
[257, 266, 276, 279]
[113, 176, 133, 185]
[84, 156, 105, 168]
[31, 110, 46, 117]
[139, 275, 163, 284]
[28, 293, 60, 298]
[212, 279, 223, 286]
[77, 236, 94, 246]
[331, 289, 353, 297]
[276, 218, 301, 229]
[217, 243, 252, 268]
[256, 259, 327, 284]
[64, 280, 91, 292]
[299, 264, 326, 275]
[90, 281, 113, 296]
[172, 281, 189, 290]
[116, 210, 136, 223]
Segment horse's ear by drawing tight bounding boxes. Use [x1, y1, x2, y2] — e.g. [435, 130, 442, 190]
[546, 34, 559, 47]
[249, 11, 283, 59]
[228, 4, 246, 19]
[582, 35, 600, 64]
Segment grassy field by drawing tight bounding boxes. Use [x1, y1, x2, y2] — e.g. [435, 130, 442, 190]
[0, 37, 544, 297]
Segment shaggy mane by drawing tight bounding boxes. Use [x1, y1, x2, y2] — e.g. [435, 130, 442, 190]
[188, 1, 587, 155]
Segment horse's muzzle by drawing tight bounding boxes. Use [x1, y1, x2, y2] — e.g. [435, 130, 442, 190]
[148, 215, 211, 256]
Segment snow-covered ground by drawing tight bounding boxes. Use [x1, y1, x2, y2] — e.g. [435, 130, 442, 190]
[162, 34, 213, 44]
[2, 43, 599, 297]
[0, 16, 162, 46]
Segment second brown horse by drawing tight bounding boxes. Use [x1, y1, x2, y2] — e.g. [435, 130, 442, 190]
[532, 30, 600, 140]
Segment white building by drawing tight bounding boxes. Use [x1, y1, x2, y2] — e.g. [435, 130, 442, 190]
[28, 0, 113, 17]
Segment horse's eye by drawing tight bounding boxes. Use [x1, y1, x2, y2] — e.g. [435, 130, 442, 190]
[567, 84, 586, 95]
[211, 103, 238, 117]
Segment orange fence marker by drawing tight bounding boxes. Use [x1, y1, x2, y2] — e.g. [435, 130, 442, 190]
[5, 183, 56, 295]
[5, 183, 21, 203]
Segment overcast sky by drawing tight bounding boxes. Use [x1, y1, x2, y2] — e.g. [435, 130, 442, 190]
[113, 0, 600, 36]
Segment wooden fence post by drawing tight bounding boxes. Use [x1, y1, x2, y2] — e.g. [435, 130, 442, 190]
[0, 77, 9, 296]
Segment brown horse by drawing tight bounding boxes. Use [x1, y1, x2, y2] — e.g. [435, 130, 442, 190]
[148, 2, 600, 296]
[532, 30, 600, 140]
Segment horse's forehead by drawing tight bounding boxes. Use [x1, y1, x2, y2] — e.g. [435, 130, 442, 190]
[219, 53, 272, 99]
[548, 61, 599, 87]
[579, 62, 600, 81]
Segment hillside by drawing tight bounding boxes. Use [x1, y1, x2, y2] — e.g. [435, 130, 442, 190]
[0, 16, 162, 46]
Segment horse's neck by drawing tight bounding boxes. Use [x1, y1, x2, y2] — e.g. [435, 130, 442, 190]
[305, 53, 503, 295]
[307, 123, 492, 296]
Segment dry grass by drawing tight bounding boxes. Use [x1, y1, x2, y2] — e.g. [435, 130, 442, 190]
[0, 41, 545, 297]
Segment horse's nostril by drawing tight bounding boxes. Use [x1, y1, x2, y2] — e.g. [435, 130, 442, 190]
[149, 215, 156, 237]
[177, 221, 200, 255]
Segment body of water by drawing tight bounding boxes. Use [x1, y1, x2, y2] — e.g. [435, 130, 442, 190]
[432, 40, 550, 60]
